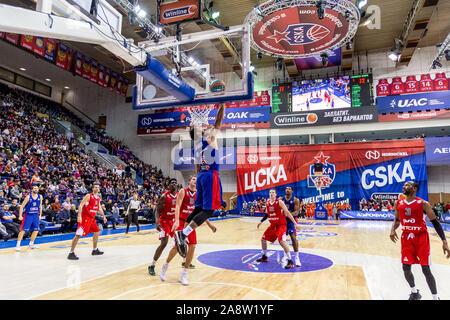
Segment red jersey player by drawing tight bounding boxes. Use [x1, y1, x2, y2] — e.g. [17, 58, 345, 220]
[159, 176, 216, 285]
[390, 181, 450, 300]
[257, 189, 298, 269]
[148, 178, 178, 276]
[68, 183, 107, 260]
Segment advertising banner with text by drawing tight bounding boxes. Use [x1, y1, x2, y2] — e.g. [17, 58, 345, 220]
[236, 140, 428, 211]
[270, 106, 378, 128]
[377, 90, 450, 114]
[425, 136, 450, 166]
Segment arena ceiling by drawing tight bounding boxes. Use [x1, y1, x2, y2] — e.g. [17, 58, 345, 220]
[1, 0, 449, 84]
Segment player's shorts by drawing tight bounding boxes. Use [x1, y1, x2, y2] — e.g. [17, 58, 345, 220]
[401, 231, 431, 266]
[176, 218, 197, 245]
[195, 170, 223, 210]
[76, 214, 99, 236]
[286, 218, 297, 235]
[262, 224, 287, 243]
[159, 218, 175, 239]
[20, 214, 39, 232]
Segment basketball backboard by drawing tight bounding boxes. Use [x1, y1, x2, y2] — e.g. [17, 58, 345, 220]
[132, 24, 253, 111]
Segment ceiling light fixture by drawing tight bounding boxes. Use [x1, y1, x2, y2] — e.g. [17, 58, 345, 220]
[19, 67, 26, 71]
[45, 78, 51, 82]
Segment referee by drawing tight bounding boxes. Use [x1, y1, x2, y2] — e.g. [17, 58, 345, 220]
[126, 193, 141, 233]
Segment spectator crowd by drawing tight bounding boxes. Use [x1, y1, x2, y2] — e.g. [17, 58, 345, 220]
[0, 83, 182, 241]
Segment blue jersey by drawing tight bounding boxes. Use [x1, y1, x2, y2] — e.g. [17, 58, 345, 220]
[284, 196, 295, 213]
[284, 195, 297, 235]
[24, 194, 41, 215]
[194, 137, 219, 172]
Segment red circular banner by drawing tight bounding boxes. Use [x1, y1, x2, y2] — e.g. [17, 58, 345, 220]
[252, 6, 350, 57]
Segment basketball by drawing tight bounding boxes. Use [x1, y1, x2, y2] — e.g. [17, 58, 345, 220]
[210, 79, 226, 92]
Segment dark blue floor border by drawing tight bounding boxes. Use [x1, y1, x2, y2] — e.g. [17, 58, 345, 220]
[0, 216, 238, 250]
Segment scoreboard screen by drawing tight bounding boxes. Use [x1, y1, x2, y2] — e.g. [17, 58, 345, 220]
[350, 74, 375, 107]
[271, 83, 292, 113]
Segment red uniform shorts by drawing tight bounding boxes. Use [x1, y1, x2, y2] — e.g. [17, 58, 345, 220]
[159, 218, 175, 239]
[76, 214, 99, 237]
[401, 231, 431, 266]
[262, 224, 287, 243]
[177, 218, 197, 245]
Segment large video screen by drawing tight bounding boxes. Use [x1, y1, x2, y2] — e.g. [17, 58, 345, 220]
[291, 76, 351, 112]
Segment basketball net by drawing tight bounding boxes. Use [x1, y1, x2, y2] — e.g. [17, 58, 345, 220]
[188, 107, 211, 126]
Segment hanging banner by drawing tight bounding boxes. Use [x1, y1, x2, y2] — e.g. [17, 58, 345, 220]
[376, 79, 390, 96]
[56, 42, 68, 69]
[434, 73, 449, 91]
[390, 77, 404, 95]
[5, 33, 20, 45]
[122, 78, 129, 97]
[74, 52, 83, 75]
[44, 38, 56, 62]
[104, 68, 111, 88]
[110, 71, 118, 91]
[419, 74, 434, 92]
[98, 64, 106, 87]
[116, 75, 123, 94]
[82, 56, 91, 79]
[90, 60, 99, 83]
[425, 136, 450, 166]
[404, 75, 419, 94]
[0, 32, 4, 39]
[173, 147, 236, 170]
[377, 90, 450, 114]
[66, 47, 74, 71]
[236, 140, 428, 213]
[33, 37, 45, 56]
[20, 35, 34, 51]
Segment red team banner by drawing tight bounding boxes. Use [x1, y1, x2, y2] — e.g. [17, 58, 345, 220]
[390, 77, 404, 95]
[236, 140, 428, 212]
[419, 74, 434, 92]
[20, 35, 34, 51]
[90, 60, 99, 83]
[376, 79, 390, 96]
[82, 56, 91, 80]
[5, 33, 19, 45]
[404, 75, 419, 94]
[74, 52, 83, 76]
[1, 34, 127, 96]
[377, 73, 448, 97]
[434, 73, 449, 91]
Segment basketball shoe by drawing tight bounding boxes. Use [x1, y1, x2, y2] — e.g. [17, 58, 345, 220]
[160, 263, 168, 281]
[408, 290, 422, 300]
[174, 231, 187, 258]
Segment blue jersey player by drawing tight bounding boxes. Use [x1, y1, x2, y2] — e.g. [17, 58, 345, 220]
[175, 103, 226, 259]
[284, 186, 301, 267]
[16, 184, 42, 251]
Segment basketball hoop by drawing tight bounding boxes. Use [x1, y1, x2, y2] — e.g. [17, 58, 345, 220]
[188, 107, 211, 126]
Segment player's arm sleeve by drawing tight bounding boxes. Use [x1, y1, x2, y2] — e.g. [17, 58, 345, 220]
[154, 195, 165, 222]
[391, 201, 401, 231]
[19, 195, 29, 217]
[424, 201, 446, 241]
[175, 189, 185, 221]
[260, 214, 268, 223]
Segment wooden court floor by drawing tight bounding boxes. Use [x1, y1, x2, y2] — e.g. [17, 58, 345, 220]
[1, 216, 449, 300]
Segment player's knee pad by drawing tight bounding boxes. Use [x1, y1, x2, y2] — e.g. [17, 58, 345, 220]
[192, 210, 213, 226]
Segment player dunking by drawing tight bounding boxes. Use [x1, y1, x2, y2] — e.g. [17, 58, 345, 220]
[68, 183, 107, 260]
[390, 181, 450, 300]
[16, 184, 42, 251]
[283, 186, 302, 266]
[257, 189, 298, 269]
[174, 103, 226, 258]
[159, 176, 217, 285]
[148, 178, 178, 276]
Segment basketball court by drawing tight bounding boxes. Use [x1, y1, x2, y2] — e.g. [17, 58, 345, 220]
[1, 217, 449, 300]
